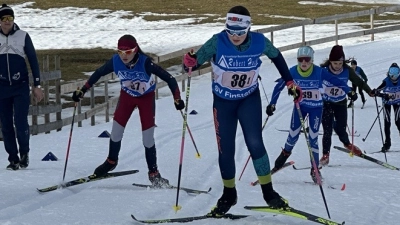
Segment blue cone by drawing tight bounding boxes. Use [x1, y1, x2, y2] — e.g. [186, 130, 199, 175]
[98, 130, 111, 138]
[42, 152, 58, 161]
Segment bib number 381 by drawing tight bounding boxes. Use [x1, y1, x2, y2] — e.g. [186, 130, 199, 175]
[221, 71, 256, 89]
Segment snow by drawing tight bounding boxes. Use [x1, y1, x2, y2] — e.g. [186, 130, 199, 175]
[1, 2, 400, 225]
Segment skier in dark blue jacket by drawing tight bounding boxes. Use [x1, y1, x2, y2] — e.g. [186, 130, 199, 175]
[266, 46, 354, 183]
[0, 4, 43, 170]
[371, 63, 400, 152]
[72, 34, 184, 187]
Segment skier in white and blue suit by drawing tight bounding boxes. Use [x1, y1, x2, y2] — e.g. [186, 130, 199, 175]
[266, 46, 354, 183]
[372, 63, 400, 152]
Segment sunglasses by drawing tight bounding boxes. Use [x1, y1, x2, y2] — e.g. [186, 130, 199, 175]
[297, 57, 312, 63]
[117, 47, 137, 55]
[1, 16, 14, 22]
[225, 27, 249, 37]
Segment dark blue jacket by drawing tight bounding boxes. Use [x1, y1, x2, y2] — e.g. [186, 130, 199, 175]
[0, 23, 40, 86]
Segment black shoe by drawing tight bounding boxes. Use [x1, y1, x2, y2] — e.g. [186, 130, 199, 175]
[208, 187, 237, 216]
[310, 168, 323, 184]
[347, 102, 353, 108]
[20, 153, 29, 169]
[262, 185, 288, 209]
[6, 161, 20, 170]
[273, 149, 291, 170]
[93, 158, 118, 177]
[381, 142, 391, 152]
[148, 171, 170, 188]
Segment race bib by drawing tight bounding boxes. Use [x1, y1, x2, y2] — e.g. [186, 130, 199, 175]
[302, 90, 320, 100]
[122, 80, 148, 94]
[221, 71, 256, 90]
[325, 87, 344, 97]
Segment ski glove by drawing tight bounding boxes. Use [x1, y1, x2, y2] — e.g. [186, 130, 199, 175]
[266, 104, 275, 116]
[183, 51, 197, 68]
[286, 81, 303, 103]
[347, 91, 358, 101]
[174, 99, 185, 110]
[72, 86, 88, 102]
[370, 88, 379, 96]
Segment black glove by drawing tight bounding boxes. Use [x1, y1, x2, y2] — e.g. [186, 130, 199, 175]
[381, 94, 391, 101]
[266, 104, 275, 116]
[370, 89, 380, 96]
[376, 93, 392, 101]
[174, 99, 185, 110]
[72, 86, 88, 102]
[347, 91, 358, 101]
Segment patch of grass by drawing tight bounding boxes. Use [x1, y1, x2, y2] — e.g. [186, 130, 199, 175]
[8, 0, 399, 82]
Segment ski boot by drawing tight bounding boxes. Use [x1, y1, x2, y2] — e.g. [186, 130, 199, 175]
[320, 152, 330, 166]
[271, 149, 291, 172]
[262, 183, 288, 209]
[310, 168, 323, 184]
[208, 186, 237, 217]
[20, 153, 29, 169]
[344, 143, 362, 156]
[93, 158, 118, 177]
[381, 141, 391, 153]
[148, 171, 170, 188]
[6, 161, 20, 170]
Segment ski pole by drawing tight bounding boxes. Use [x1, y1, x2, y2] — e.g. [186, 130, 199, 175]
[62, 102, 77, 182]
[238, 116, 269, 181]
[173, 64, 192, 212]
[349, 99, 355, 157]
[258, 77, 270, 104]
[374, 96, 387, 162]
[179, 111, 200, 158]
[362, 106, 383, 142]
[295, 100, 331, 219]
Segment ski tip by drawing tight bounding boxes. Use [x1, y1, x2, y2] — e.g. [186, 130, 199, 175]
[341, 183, 346, 191]
[131, 214, 137, 220]
[207, 187, 212, 193]
[292, 165, 297, 169]
[342, 221, 346, 225]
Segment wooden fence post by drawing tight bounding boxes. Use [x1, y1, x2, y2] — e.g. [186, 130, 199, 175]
[270, 31, 274, 44]
[43, 56, 50, 133]
[370, 9, 375, 41]
[90, 88, 95, 126]
[105, 80, 109, 123]
[78, 101, 82, 127]
[55, 55, 62, 131]
[335, 19, 338, 45]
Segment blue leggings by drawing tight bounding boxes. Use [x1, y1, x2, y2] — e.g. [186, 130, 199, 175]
[213, 88, 270, 181]
[284, 105, 323, 167]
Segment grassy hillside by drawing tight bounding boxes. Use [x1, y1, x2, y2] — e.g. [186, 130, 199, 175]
[6, 1, 398, 81]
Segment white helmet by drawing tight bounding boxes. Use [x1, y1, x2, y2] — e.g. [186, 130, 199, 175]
[388, 63, 400, 81]
[297, 46, 314, 61]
